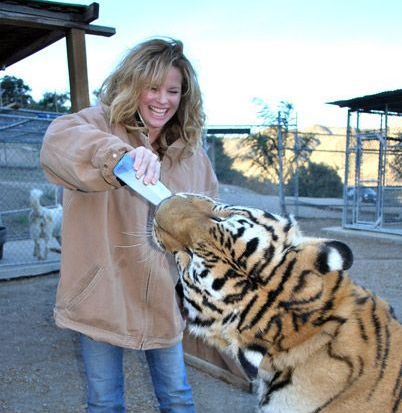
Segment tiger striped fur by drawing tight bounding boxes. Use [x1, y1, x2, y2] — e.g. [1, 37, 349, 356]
[152, 193, 402, 413]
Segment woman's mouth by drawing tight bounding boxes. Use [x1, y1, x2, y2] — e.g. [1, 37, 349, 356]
[149, 106, 169, 117]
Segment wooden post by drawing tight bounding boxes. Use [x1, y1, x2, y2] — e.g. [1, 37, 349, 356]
[66, 28, 90, 112]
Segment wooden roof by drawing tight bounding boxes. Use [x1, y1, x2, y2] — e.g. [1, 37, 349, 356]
[328, 89, 402, 116]
[0, 0, 115, 69]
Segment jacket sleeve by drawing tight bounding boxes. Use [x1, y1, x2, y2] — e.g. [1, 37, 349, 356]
[40, 106, 134, 192]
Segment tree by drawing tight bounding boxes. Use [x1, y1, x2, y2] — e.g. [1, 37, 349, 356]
[208, 134, 276, 193]
[210, 135, 242, 184]
[33, 91, 70, 112]
[241, 100, 319, 212]
[0, 75, 33, 107]
[243, 102, 319, 179]
[242, 100, 319, 182]
[292, 161, 343, 198]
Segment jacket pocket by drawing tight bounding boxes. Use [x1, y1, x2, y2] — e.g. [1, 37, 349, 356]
[64, 264, 105, 311]
[62, 265, 129, 334]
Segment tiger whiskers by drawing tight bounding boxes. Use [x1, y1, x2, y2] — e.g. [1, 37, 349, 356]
[136, 249, 155, 264]
[137, 247, 170, 271]
[114, 241, 146, 249]
[121, 229, 153, 237]
[113, 224, 154, 249]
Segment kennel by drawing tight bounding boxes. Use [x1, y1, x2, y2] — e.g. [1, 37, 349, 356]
[329, 89, 402, 236]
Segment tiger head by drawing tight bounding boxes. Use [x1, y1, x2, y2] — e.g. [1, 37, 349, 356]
[153, 193, 353, 356]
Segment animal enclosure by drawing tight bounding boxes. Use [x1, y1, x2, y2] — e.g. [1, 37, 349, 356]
[0, 109, 61, 278]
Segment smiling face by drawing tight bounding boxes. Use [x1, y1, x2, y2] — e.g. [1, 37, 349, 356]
[138, 66, 182, 143]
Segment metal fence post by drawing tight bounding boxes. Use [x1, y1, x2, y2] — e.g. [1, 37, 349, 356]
[277, 111, 287, 215]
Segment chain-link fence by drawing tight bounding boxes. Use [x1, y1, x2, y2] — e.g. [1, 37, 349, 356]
[206, 125, 348, 215]
[0, 109, 61, 278]
[1, 109, 401, 279]
[206, 121, 402, 234]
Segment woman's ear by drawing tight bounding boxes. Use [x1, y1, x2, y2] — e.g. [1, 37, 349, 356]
[315, 240, 353, 274]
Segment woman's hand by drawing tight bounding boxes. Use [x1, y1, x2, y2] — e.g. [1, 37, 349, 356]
[127, 147, 160, 185]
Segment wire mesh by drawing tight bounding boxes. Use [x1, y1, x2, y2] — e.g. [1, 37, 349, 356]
[1, 109, 401, 279]
[342, 111, 402, 234]
[0, 110, 61, 278]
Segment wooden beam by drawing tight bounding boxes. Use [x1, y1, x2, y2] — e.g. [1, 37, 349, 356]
[0, 2, 98, 23]
[66, 29, 90, 112]
[0, 10, 115, 37]
[82, 3, 99, 23]
[1, 29, 65, 68]
[206, 127, 251, 135]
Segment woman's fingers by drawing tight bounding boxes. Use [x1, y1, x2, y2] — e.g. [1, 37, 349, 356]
[132, 146, 145, 172]
[128, 147, 160, 185]
[147, 155, 161, 185]
[140, 151, 160, 184]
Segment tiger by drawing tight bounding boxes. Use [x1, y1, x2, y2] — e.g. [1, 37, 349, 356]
[152, 193, 402, 413]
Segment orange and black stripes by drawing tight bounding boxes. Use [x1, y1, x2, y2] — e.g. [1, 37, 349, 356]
[153, 194, 402, 413]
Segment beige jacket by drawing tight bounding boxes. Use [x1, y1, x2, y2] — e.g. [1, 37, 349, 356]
[40, 105, 219, 349]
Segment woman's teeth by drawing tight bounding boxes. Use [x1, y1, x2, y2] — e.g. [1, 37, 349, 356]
[150, 106, 167, 116]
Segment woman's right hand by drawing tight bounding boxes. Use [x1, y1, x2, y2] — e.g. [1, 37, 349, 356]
[127, 147, 161, 185]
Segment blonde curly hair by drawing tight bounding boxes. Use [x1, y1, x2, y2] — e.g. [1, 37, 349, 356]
[100, 37, 205, 157]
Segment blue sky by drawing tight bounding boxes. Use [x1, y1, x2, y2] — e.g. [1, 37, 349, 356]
[6, 0, 402, 128]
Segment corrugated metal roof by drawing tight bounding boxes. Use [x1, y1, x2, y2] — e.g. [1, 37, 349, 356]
[328, 89, 402, 115]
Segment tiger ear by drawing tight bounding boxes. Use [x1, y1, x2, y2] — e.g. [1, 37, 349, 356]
[315, 240, 353, 274]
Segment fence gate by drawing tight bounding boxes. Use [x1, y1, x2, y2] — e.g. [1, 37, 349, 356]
[351, 132, 385, 229]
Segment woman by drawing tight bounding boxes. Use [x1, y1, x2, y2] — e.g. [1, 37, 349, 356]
[40, 37, 218, 413]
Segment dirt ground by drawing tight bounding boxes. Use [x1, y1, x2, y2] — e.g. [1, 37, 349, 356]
[1, 186, 401, 413]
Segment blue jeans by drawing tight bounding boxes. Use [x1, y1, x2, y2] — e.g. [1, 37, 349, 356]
[80, 334, 196, 413]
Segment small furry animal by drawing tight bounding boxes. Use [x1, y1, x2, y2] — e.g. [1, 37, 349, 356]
[29, 189, 62, 260]
[153, 193, 402, 413]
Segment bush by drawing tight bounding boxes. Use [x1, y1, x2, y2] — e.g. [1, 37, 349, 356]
[291, 162, 343, 198]
[209, 136, 244, 184]
[209, 136, 275, 194]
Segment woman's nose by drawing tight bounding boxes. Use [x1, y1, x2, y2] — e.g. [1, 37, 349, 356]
[156, 90, 168, 103]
